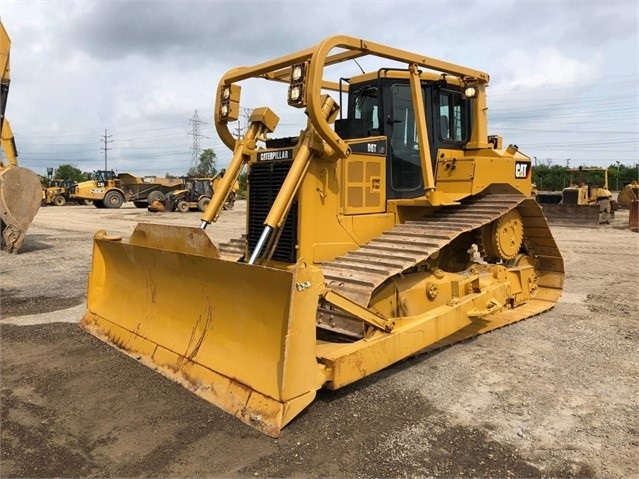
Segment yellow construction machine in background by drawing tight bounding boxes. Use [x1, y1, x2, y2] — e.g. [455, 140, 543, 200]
[617, 181, 638, 209]
[619, 181, 639, 232]
[164, 174, 238, 213]
[80, 36, 564, 437]
[0, 21, 41, 253]
[41, 178, 77, 206]
[71, 170, 184, 208]
[536, 167, 615, 226]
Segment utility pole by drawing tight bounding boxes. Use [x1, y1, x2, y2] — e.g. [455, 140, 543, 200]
[101, 129, 112, 170]
[188, 110, 207, 170]
[616, 161, 621, 191]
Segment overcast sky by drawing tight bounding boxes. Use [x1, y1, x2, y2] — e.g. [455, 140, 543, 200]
[1, 0, 637, 177]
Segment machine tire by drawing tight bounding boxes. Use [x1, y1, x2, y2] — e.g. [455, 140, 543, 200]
[93, 200, 105, 208]
[103, 191, 124, 209]
[177, 201, 190, 213]
[83, 199, 93, 206]
[197, 197, 210, 212]
[133, 201, 147, 208]
[147, 191, 165, 203]
[53, 195, 66, 207]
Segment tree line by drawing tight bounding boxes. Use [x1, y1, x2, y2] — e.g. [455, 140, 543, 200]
[42, 149, 638, 197]
[43, 148, 220, 183]
[533, 163, 638, 192]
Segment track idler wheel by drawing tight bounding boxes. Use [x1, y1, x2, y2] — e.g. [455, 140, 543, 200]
[506, 253, 539, 296]
[482, 209, 524, 261]
[506, 253, 534, 267]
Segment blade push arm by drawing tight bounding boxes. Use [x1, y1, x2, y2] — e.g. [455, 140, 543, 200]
[200, 107, 279, 228]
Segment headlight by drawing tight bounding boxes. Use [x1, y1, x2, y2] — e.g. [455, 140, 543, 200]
[287, 62, 308, 108]
[291, 65, 303, 82]
[461, 77, 479, 99]
[218, 83, 240, 121]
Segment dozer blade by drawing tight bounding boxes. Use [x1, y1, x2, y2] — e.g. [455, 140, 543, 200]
[0, 166, 42, 253]
[540, 203, 602, 227]
[80, 223, 325, 437]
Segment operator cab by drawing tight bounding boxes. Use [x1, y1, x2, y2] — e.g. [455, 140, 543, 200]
[92, 170, 116, 182]
[336, 77, 472, 199]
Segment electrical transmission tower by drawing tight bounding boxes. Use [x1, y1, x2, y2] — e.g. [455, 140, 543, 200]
[234, 107, 253, 139]
[188, 110, 207, 169]
[101, 129, 113, 170]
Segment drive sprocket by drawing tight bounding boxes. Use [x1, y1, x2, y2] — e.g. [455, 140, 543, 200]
[481, 209, 524, 261]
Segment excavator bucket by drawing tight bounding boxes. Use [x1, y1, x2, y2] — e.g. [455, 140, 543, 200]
[0, 166, 42, 253]
[79, 223, 325, 437]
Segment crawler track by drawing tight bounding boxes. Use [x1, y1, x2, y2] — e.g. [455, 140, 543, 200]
[322, 194, 562, 304]
[218, 193, 564, 346]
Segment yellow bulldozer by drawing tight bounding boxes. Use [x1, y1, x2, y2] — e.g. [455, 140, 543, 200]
[80, 36, 564, 437]
[536, 167, 615, 226]
[0, 21, 41, 253]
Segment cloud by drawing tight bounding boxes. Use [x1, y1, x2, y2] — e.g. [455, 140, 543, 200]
[492, 48, 601, 93]
[60, 1, 330, 65]
[1, 0, 636, 174]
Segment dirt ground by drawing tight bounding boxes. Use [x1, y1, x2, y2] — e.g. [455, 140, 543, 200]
[1, 202, 638, 478]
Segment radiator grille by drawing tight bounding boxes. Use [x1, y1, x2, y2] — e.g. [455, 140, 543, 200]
[562, 189, 579, 205]
[247, 160, 298, 263]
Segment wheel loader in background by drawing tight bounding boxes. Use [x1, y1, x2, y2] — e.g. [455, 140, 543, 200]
[536, 166, 615, 226]
[41, 178, 77, 206]
[80, 36, 565, 437]
[0, 21, 41, 253]
[70, 170, 184, 208]
[617, 181, 638, 209]
[158, 174, 239, 213]
[164, 177, 214, 213]
[619, 181, 639, 232]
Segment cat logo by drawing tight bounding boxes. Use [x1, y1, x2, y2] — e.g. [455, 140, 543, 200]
[515, 161, 530, 179]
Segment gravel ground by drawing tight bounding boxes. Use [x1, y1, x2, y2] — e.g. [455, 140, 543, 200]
[1, 202, 638, 478]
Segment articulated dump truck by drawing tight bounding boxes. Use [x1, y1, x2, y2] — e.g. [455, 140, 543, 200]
[80, 36, 565, 436]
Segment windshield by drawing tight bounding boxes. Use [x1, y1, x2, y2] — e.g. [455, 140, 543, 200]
[93, 171, 114, 181]
[352, 85, 379, 132]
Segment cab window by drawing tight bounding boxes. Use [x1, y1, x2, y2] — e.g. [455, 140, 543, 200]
[353, 85, 379, 133]
[389, 83, 423, 191]
[438, 91, 468, 142]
